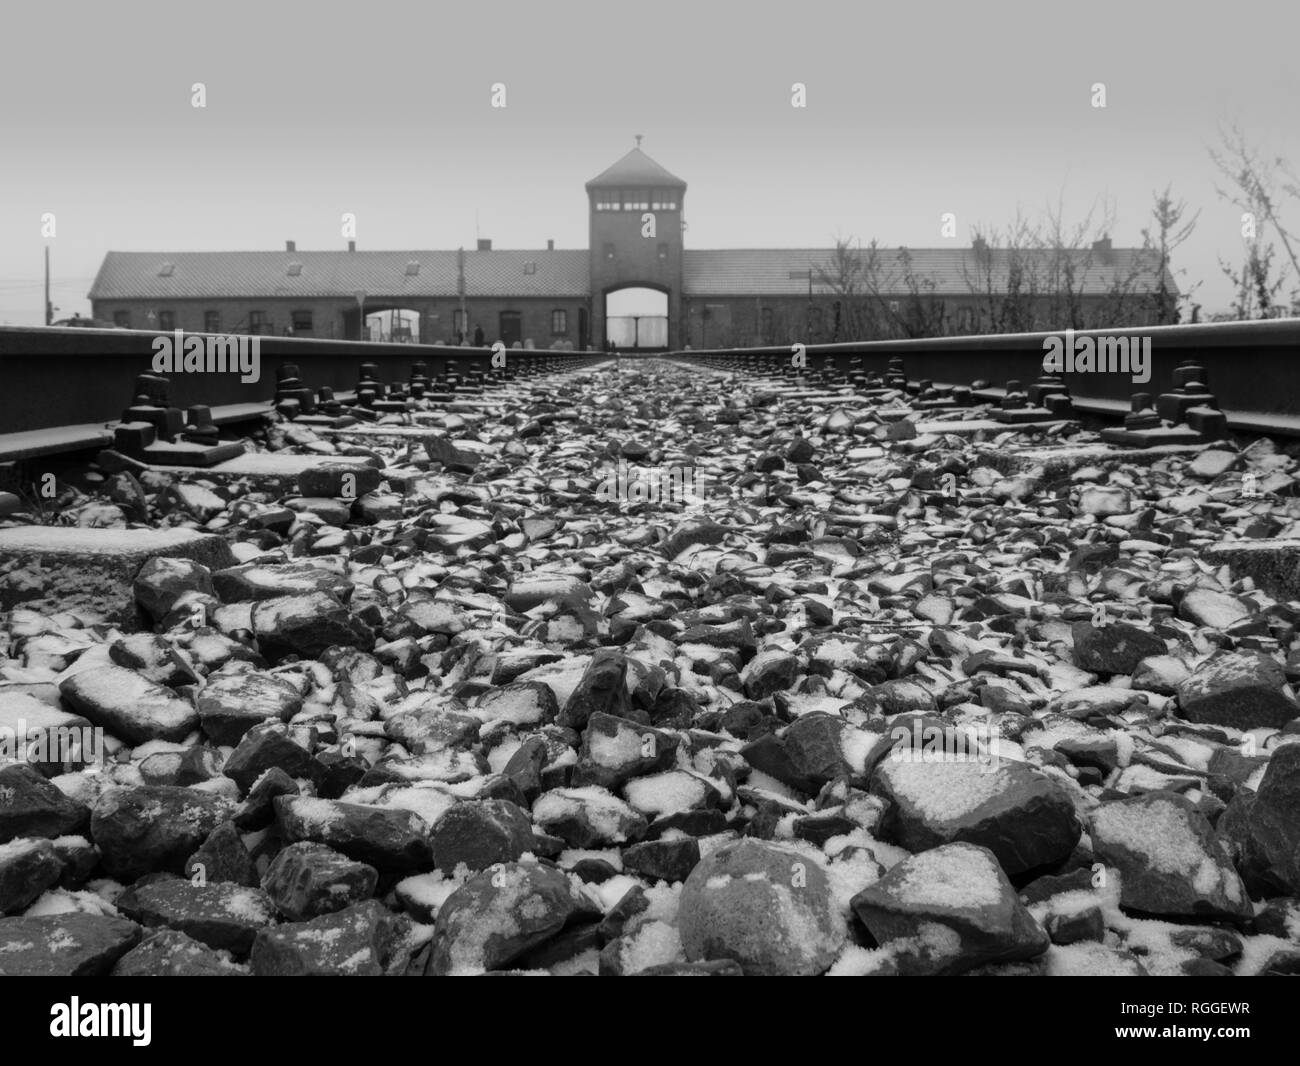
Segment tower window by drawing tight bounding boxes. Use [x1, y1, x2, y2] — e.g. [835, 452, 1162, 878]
[652, 191, 678, 210]
[622, 190, 648, 211]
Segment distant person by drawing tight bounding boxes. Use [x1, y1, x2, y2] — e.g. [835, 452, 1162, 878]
[473, 324, 485, 347]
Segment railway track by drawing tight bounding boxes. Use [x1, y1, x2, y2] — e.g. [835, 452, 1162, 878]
[1, 321, 1299, 977]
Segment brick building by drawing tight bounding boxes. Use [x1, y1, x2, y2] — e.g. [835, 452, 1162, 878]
[88, 145, 1177, 350]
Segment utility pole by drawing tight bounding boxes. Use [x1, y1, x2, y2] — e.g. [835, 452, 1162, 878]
[44, 246, 51, 325]
[457, 247, 467, 344]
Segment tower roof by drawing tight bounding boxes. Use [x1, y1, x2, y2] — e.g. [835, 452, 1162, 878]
[586, 147, 686, 190]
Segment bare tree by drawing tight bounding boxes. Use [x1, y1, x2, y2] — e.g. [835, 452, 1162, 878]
[1140, 184, 1200, 323]
[896, 248, 949, 337]
[1209, 123, 1299, 318]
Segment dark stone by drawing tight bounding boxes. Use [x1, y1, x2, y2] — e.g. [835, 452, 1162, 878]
[558, 649, 633, 730]
[274, 795, 433, 873]
[234, 767, 299, 830]
[0, 763, 88, 844]
[622, 838, 701, 884]
[111, 929, 245, 976]
[0, 838, 63, 914]
[115, 876, 276, 956]
[429, 861, 587, 975]
[430, 800, 535, 873]
[261, 841, 378, 920]
[90, 786, 235, 882]
[251, 900, 412, 976]
[184, 820, 259, 887]
[1071, 621, 1167, 675]
[0, 914, 142, 975]
[223, 723, 320, 795]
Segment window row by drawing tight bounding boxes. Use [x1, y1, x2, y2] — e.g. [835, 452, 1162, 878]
[602, 243, 672, 260]
[114, 307, 573, 336]
[593, 188, 679, 211]
[115, 310, 315, 334]
[451, 310, 568, 334]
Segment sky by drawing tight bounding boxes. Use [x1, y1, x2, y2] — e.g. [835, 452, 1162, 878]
[1, 0, 1297, 325]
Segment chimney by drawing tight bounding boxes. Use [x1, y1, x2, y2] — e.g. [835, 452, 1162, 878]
[972, 235, 988, 254]
[477, 238, 492, 251]
[547, 239, 554, 251]
[1092, 235, 1113, 261]
[347, 240, 356, 252]
[286, 240, 296, 252]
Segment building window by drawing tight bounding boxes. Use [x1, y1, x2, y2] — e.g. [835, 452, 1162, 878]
[523, 261, 537, 275]
[956, 306, 976, 333]
[157, 262, 174, 277]
[157, 310, 174, 331]
[551, 309, 568, 334]
[286, 261, 302, 276]
[761, 307, 773, 338]
[888, 301, 900, 314]
[249, 310, 266, 334]
[657, 243, 669, 260]
[291, 310, 313, 333]
[405, 260, 420, 276]
[114, 310, 131, 329]
[453, 309, 467, 338]
[204, 311, 220, 333]
[604, 243, 615, 260]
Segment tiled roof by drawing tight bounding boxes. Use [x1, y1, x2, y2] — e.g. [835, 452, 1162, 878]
[682, 247, 1177, 297]
[88, 249, 590, 301]
[88, 245, 1177, 303]
[585, 148, 687, 190]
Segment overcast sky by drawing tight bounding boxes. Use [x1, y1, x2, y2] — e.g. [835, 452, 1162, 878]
[2, 0, 1296, 324]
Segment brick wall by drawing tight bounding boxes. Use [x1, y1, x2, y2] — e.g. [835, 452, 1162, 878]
[679, 293, 1173, 348]
[91, 296, 593, 349]
[589, 197, 684, 348]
